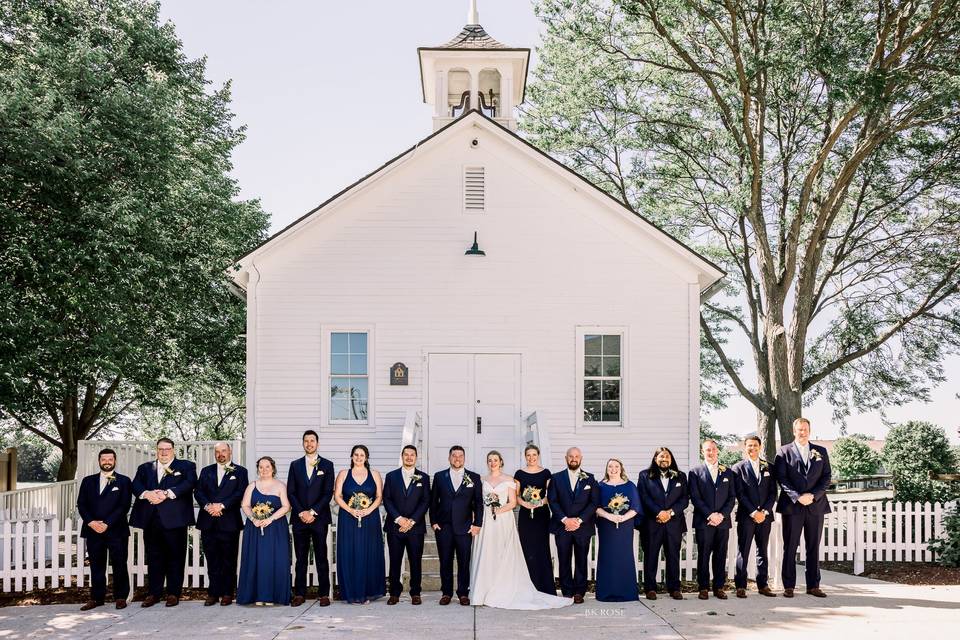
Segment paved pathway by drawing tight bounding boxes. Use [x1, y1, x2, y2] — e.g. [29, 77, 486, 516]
[0, 570, 956, 639]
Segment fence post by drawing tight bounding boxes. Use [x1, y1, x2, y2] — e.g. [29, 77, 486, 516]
[852, 504, 864, 575]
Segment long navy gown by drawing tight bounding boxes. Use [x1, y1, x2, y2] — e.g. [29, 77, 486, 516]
[595, 480, 641, 602]
[336, 471, 386, 603]
[515, 468, 556, 594]
[237, 487, 291, 605]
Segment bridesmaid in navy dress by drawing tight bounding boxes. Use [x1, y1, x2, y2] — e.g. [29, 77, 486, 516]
[514, 444, 556, 594]
[237, 457, 292, 605]
[334, 445, 386, 603]
[595, 458, 641, 602]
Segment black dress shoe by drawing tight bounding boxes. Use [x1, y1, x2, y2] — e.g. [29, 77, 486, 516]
[438, 595, 452, 605]
[80, 600, 103, 611]
[411, 595, 422, 605]
[387, 596, 399, 605]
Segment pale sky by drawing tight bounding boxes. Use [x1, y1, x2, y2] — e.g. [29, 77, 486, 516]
[157, 0, 960, 444]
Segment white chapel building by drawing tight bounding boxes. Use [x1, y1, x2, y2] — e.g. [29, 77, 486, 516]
[230, 2, 724, 477]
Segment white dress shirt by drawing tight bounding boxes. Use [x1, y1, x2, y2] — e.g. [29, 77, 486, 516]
[567, 468, 580, 493]
[660, 476, 670, 492]
[708, 463, 719, 484]
[796, 442, 810, 466]
[217, 462, 231, 485]
[401, 467, 415, 488]
[750, 458, 761, 481]
[99, 471, 113, 494]
[305, 455, 318, 478]
[450, 467, 464, 489]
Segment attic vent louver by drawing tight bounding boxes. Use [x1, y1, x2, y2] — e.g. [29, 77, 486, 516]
[464, 166, 485, 213]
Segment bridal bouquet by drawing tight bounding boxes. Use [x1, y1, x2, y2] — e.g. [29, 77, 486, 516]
[484, 493, 502, 520]
[521, 486, 543, 519]
[251, 501, 274, 536]
[348, 492, 372, 528]
[606, 493, 629, 529]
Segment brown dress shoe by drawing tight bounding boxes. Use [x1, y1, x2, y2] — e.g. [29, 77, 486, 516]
[713, 589, 728, 600]
[411, 595, 422, 605]
[220, 595, 233, 606]
[317, 596, 331, 607]
[387, 596, 399, 605]
[698, 590, 709, 600]
[80, 600, 103, 611]
[807, 587, 827, 598]
[783, 588, 794, 598]
[291, 595, 305, 607]
[165, 595, 179, 607]
[573, 594, 585, 604]
[438, 595, 452, 605]
[141, 595, 159, 608]
[736, 588, 747, 598]
[645, 591, 657, 600]
[115, 600, 127, 610]
[203, 596, 218, 606]
[459, 596, 470, 606]
[670, 591, 683, 600]
[757, 587, 776, 597]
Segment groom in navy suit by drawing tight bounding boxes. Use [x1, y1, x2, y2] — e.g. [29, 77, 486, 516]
[775, 417, 832, 598]
[287, 429, 335, 606]
[430, 445, 483, 606]
[383, 445, 431, 605]
[130, 438, 197, 607]
[688, 439, 736, 600]
[195, 442, 248, 606]
[547, 447, 598, 604]
[77, 448, 132, 611]
[731, 435, 778, 598]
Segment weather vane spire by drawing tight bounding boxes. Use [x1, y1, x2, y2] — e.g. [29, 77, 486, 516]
[468, 0, 479, 25]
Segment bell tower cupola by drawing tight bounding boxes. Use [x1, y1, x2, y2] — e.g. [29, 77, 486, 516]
[417, 0, 530, 131]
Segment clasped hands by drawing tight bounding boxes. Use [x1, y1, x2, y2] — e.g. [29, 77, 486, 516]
[797, 493, 815, 506]
[298, 510, 316, 524]
[88, 520, 108, 534]
[752, 510, 767, 524]
[144, 490, 168, 505]
[706, 512, 725, 526]
[562, 516, 581, 532]
[655, 510, 672, 524]
[204, 503, 225, 517]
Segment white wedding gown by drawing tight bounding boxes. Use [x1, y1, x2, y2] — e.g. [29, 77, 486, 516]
[469, 479, 573, 609]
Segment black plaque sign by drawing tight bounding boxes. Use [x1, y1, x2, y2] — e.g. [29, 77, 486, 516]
[390, 362, 408, 385]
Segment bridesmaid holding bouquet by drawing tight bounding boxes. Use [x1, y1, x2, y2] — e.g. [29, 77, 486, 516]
[237, 457, 292, 605]
[514, 444, 556, 595]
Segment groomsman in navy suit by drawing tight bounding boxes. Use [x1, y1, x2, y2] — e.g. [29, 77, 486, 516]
[77, 448, 132, 611]
[731, 435, 778, 598]
[383, 445, 431, 605]
[429, 445, 483, 606]
[130, 438, 197, 607]
[775, 417, 832, 598]
[637, 446, 688, 600]
[547, 447, 598, 604]
[287, 429, 335, 606]
[195, 442, 248, 606]
[688, 439, 736, 599]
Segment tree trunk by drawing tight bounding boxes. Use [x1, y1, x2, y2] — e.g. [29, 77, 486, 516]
[56, 445, 78, 481]
[757, 409, 777, 461]
[774, 388, 802, 448]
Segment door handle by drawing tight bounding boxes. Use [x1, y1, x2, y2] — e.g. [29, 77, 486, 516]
[476, 417, 482, 434]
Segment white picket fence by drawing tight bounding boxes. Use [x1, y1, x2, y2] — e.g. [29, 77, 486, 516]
[0, 501, 949, 594]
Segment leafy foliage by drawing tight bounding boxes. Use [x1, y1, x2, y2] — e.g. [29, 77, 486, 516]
[928, 504, 960, 567]
[882, 421, 959, 502]
[0, 0, 268, 478]
[831, 435, 881, 478]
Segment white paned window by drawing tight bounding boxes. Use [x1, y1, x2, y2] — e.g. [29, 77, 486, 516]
[576, 327, 626, 428]
[329, 331, 369, 423]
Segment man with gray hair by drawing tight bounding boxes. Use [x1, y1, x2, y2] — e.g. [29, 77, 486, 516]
[195, 442, 248, 606]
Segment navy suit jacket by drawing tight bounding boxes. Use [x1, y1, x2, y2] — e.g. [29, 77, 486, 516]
[130, 458, 197, 530]
[688, 463, 736, 529]
[195, 462, 248, 532]
[382, 468, 431, 535]
[77, 472, 132, 539]
[546, 469, 599, 541]
[637, 470, 689, 534]
[774, 442, 832, 515]
[731, 459, 778, 520]
[429, 469, 483, 535]
[286, 456, 335, 531]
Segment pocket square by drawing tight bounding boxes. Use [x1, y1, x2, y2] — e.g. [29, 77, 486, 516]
[174, 471, 181, 476]
[583, 485, 591, 491]
[229, 475, 236, 480]
[318, 470, 324, 475]
[763, 471, 770, 477]
[111, 486, 119, 492]
[723, 478, 729, 482]
[415, 483, 423, 487]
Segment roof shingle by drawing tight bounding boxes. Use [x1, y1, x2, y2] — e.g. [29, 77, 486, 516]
[438, 24, 510, 49]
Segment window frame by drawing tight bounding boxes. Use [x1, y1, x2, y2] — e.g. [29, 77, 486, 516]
[575, 326, 627, 430]
[321, 325, 375, 428]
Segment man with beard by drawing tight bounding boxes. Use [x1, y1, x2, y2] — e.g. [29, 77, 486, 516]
[383, 445, 431, 605]
[130, 438, 197, 607]
[637, 447, 688, 600]
[195, 442, 248, 606]
[76, 448, 132, 610]
[546, 447, 598, 603]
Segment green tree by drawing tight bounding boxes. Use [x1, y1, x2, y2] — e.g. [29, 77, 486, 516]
[882, 421, 959, 502]
[0, 0, 268, 480]
[831, 435, 881, 479]
[524, 0, 960, 460]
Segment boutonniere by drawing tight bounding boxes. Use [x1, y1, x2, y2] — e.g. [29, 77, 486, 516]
[163, 465, 174, 477]
[759, 460, 769, 471]
[810, 450, 823, 462]
[577, 470, 589, 482]
[105, 473, 116, 485]
[223, 464, 235, 474]
[662, 469, 678, 480]
[718, 464, 727, 473]
[412, 473, 423, 483]
[462, 474, 474, 488]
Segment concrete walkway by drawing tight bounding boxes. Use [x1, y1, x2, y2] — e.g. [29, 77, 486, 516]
[0, 570, 956, 639]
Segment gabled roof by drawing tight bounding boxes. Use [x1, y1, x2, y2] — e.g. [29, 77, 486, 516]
[437, 23, 511, 50]
[232, 111, 725, 293]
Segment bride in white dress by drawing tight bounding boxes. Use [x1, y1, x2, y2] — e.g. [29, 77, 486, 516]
[470, 451, 573, 609]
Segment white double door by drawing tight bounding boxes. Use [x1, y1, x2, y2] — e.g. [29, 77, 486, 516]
[427, 353, 521, 474]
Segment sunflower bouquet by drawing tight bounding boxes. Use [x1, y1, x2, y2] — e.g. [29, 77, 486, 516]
[251, 501, 275, 536]
[348, 492, 372, 528]
[521, 486, 543, 519]
[606, 493, 630, 529]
